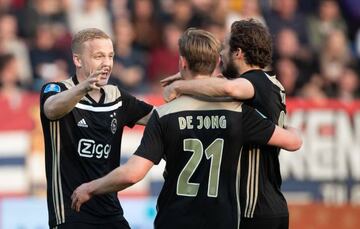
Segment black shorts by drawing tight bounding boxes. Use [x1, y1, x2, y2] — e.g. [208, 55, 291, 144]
[52, 220, 130, 229]
[240, 216, 289, 229]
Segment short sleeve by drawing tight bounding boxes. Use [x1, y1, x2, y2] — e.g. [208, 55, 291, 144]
[120, 89, 153, 128]
[134, 111, 164, 164]
[242, 104, 275, 145]
[40, 82, 65, 115]
[241, 73, 265, 103]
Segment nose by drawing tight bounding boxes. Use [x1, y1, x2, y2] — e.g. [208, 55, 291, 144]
[101, 57, 112, 69]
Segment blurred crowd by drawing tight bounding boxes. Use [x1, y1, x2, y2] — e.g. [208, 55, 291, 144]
[0, 0, 359, 102]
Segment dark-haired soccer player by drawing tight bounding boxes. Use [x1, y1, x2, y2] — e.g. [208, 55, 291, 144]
[71, 28, 301, 229]
[162, 19, 290, 229]
[40, 28, 153, 229]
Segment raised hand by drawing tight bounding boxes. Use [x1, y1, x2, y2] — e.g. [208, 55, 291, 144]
[82, 66, 108, 92]
[163, 82, 179, 103]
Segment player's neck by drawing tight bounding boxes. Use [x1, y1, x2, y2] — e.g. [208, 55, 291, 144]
[192, 74, 211, 80]
[87, 89, 102, 102]
[238, 63, 262, 75]
[76, 70, 87, 83]
[183, 72, 210, 80]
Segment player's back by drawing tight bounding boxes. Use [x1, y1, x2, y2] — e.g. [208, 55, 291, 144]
[146, 96, 275, 229]
[240, 69, 288, 219]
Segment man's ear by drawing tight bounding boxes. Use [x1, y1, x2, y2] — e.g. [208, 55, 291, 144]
[179, 56, 188, 70]
[234, 48, 243, 59]
[73, 54, 82, 68]
[215, 73, 225, 78]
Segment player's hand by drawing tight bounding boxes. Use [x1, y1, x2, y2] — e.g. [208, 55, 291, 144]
[82, 66, 107, 92]
[160, 72, 182, 87]
[71, 183, 93, 212]
[163, 82, 179, 103]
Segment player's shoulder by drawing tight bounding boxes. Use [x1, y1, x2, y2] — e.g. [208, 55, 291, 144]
[264, 72, 285, 91]
[156, 96, 244, 118]
[102, 84, 122, 103]
[241, 70, 266, 84]
[41, 80, 68, 95]
[41, 82, 61, 94]
[242, 70, 285, 91]
[60, 77, 75, 89]
[155, 96, 188, 118]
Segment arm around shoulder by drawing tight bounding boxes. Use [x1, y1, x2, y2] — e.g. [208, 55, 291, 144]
[223, 78, 255, 100]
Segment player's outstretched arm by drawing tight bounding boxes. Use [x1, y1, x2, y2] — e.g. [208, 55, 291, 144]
[44, 68, 105, 120]
[71, 155, 153, 212]
[268, 126, 302, 151]
[163, 76, 255, 102]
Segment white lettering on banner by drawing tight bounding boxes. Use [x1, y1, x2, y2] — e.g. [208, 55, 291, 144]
[307, 111, 334, 180]
[279, 111, 306, 180]
[350, 185, 360, 205]
[321, 183, 347, 204]
[78, 139, 110, 159]
[280, 111, 360, 181]
[335, 112, 360, 180]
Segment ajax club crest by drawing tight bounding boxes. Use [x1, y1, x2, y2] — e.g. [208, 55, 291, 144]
[110, 112, 117, 134]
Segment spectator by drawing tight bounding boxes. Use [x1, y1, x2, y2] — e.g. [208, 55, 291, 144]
[17, 0, 67, 38]
[147, 22, 182, 90]
[187, 0, 215, 28]
[130, 0, 161, 51]
[319, 29, 355, 96]
[275, 58, 301, 97]
[299, 74, 328, 101]
[0, 53, 22, 107]
[203, 20, 226, 42]
[111, 0, 131, 19]
[307, 0, 347, 52]
[265, 0, 308, 45]
[111, 18, 149, 93]
[169, 0, 194, 29]
[337, 67, 360, 101]
[226, 0, 266, 30]
[67, 0, 113, 37]
[356, 29, 360, 60]
[0, 13, 32, 87]
[29, 24, 66, 91]
[273, 28, 316, 86]
[0, 53, 37, 130]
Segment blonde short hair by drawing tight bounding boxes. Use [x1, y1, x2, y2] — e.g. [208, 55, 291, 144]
[178, 28, 221, 75]
[71, 28, 111, 53]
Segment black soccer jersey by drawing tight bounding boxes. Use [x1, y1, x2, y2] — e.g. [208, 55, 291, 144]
[239, 69, 288, 219]
[134, 96, 276, 229]
[40, 76, 152, 227]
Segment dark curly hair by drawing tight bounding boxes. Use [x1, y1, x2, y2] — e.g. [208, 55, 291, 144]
[229, 19, 272, 68]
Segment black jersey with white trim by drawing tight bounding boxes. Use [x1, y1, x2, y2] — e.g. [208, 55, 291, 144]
[134, 96, 276, 229]
[40, 76, 152, 227]
[240, 69, 288, 219]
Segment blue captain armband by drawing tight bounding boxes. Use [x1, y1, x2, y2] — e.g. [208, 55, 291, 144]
[44, 84, 61, 93]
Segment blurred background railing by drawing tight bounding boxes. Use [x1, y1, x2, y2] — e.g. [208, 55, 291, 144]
[0, 0, 359, 228]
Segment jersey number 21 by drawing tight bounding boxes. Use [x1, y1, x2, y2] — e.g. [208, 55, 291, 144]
[177, 138, 224, 198]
